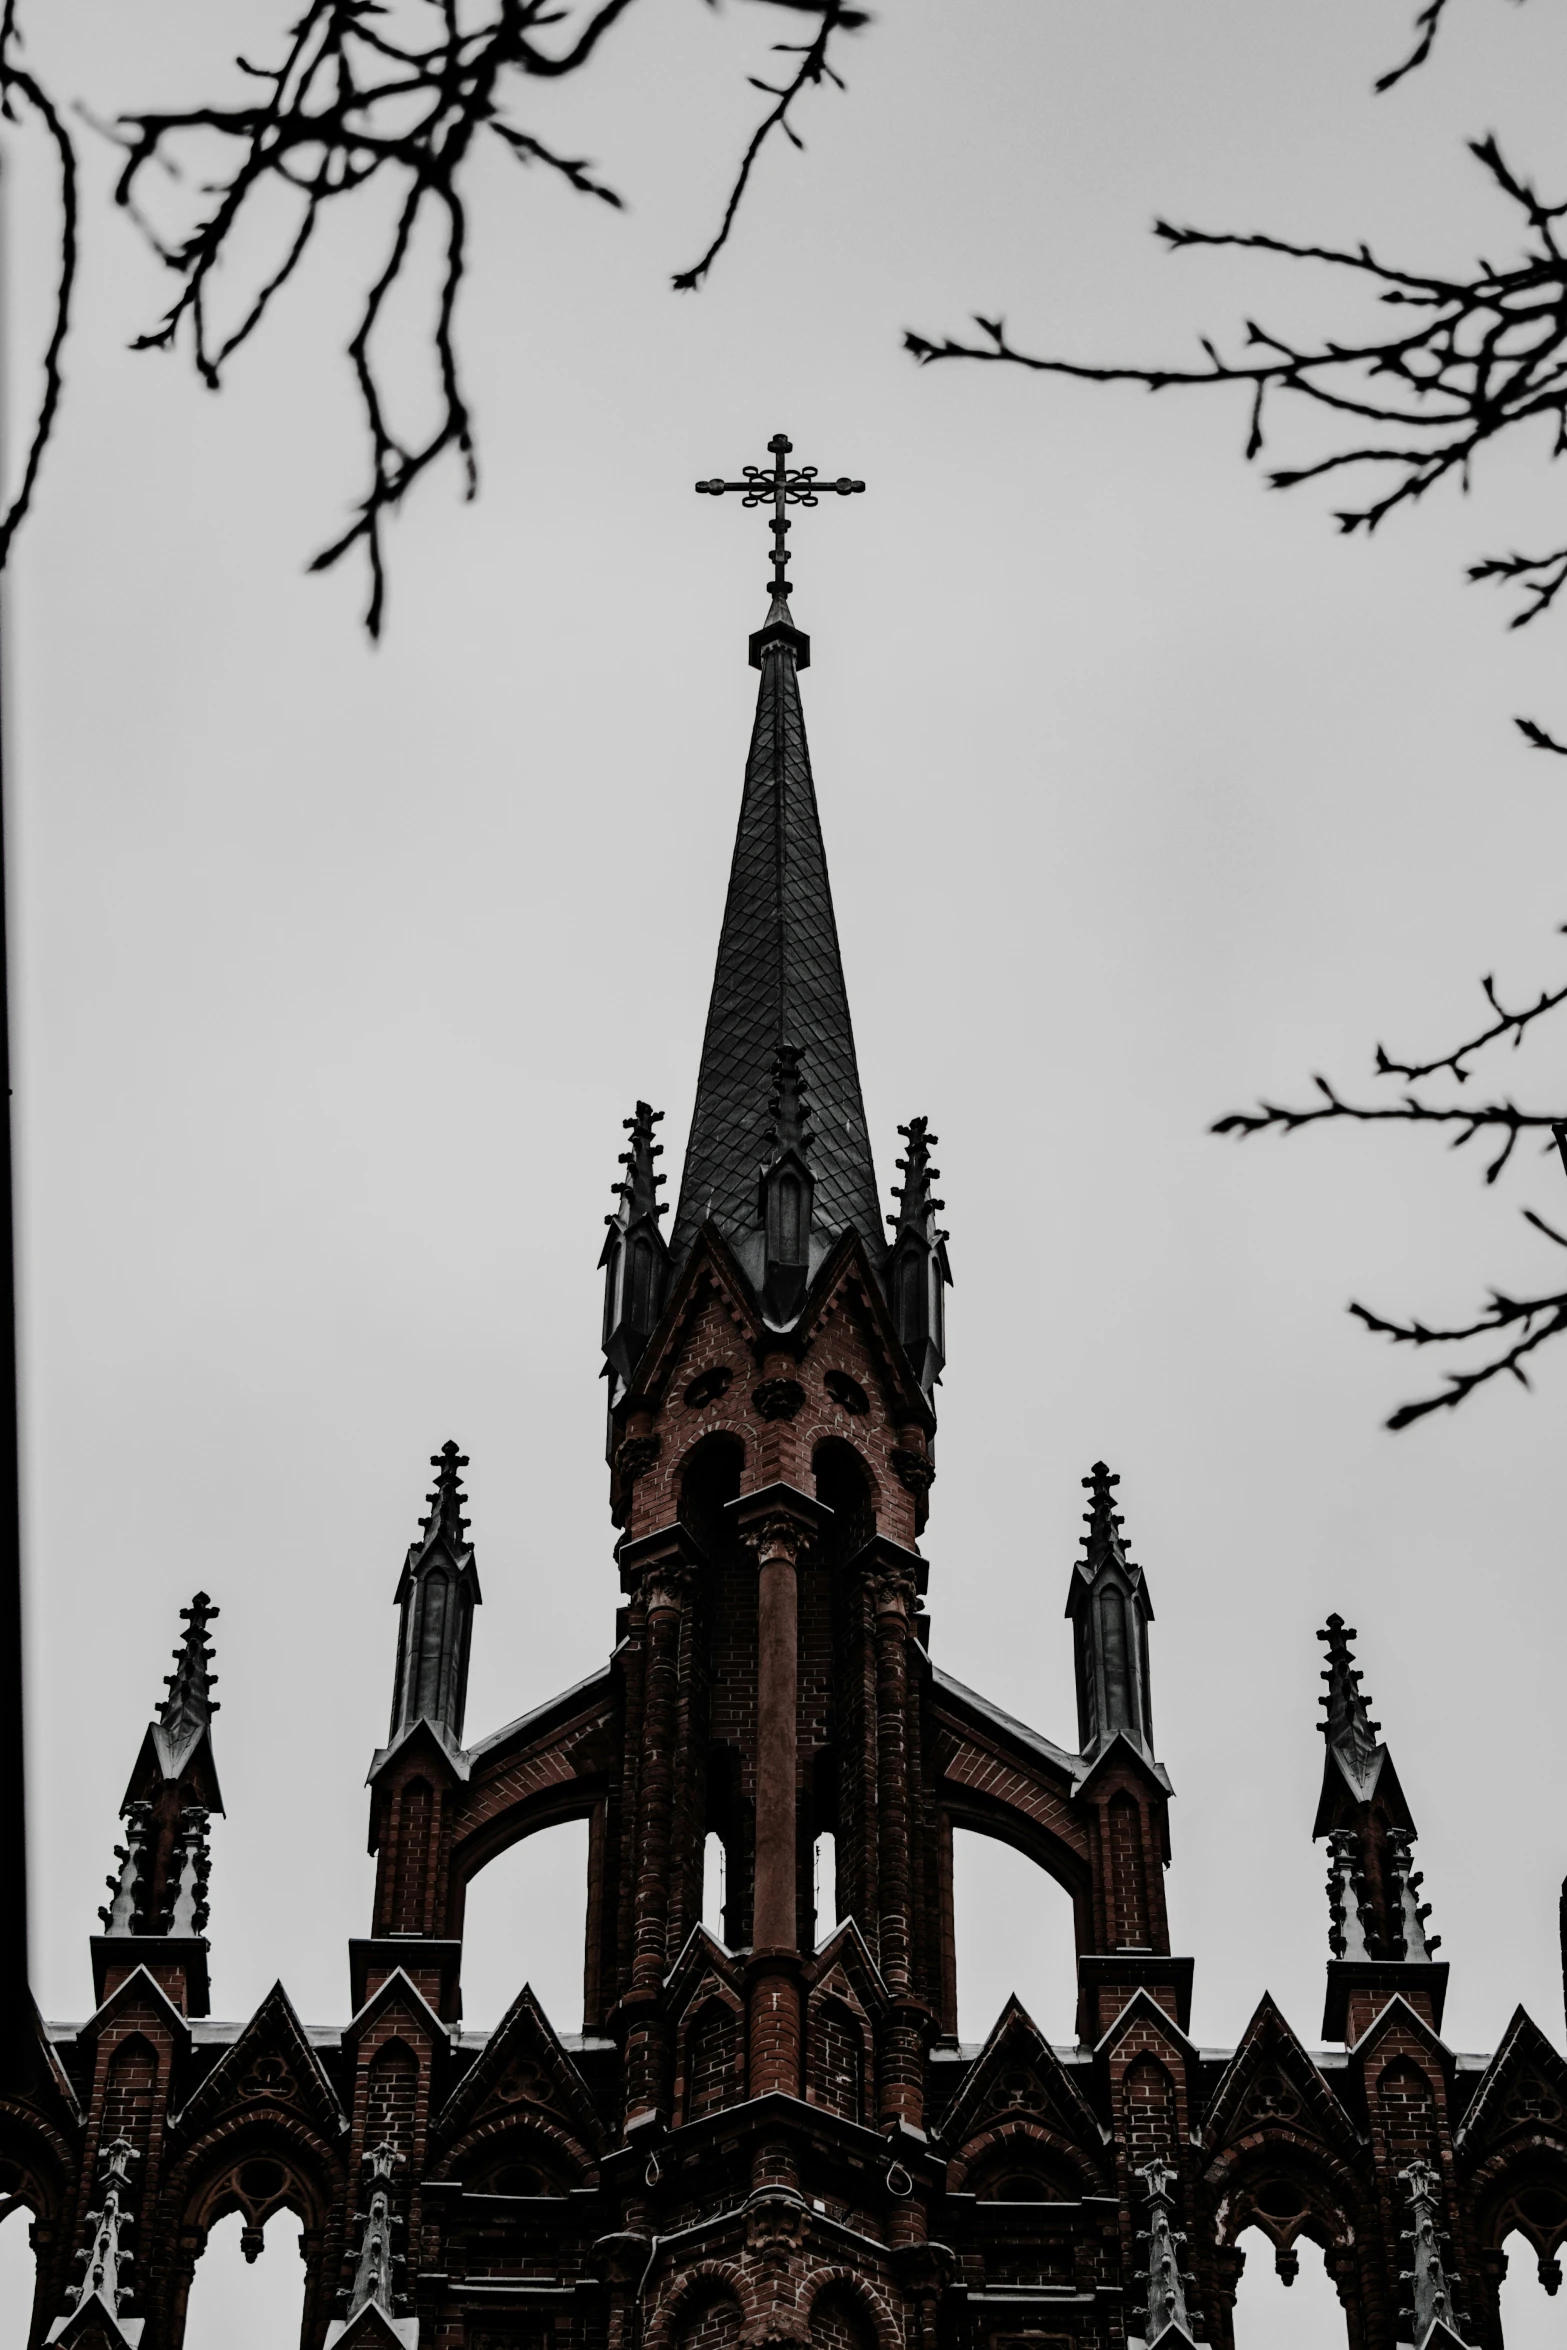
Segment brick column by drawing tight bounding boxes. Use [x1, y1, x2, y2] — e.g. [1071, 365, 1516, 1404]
[731, 1484, 823, 2098]
[616, 1524, 697, 2125]
[870, 1549, 928, 2129]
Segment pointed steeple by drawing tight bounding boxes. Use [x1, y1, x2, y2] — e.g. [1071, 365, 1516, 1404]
[1315, 1614, 1441, 1978]
[389, 1442, 482, 1752]
[599, 1101, 670, 1392]
[94, 1595, 224, 2014]
[668, 591, 882, 1291]
[1065, 1462, 1156, 1764]
[885, 1116, 952, 1394]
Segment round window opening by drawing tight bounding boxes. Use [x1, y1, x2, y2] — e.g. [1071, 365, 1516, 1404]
[238, 2159, 286, 2204]
[825, 1370, 870, 1416]
[1253, 2179, 1307, 2222]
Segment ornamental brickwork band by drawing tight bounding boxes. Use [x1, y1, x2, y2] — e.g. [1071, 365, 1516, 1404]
[4, 445, 1564, 2347]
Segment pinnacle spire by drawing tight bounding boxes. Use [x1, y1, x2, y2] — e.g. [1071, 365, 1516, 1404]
[389, 1442, 482, 1750]
[155, 1592, 220, 1779]
[599, 1103, 671, 1389]
[1065, 1461, 1156, 1763]
[885, 1116, 953, 1393]
[1316, 1613, 1383, 1797]
[1314, 1614, 1442, 2011]
[668, 607, 882, 1284]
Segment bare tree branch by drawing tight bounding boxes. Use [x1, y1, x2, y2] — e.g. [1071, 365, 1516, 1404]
[907, 136, 1567, 633]
[0, 6, 78, 564]
[102, 0, 860, 634]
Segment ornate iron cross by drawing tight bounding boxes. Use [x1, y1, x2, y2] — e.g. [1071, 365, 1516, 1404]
[695, 431, 865, 602]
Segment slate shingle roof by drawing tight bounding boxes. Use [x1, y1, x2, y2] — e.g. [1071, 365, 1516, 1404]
[670, 620, 882, 1273]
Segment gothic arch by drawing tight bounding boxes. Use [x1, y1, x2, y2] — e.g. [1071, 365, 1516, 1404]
[677, 1993, 746, 2123]
[170, 2112, 343, 2243]
[812, 1439, 878, 1558]
[678, 1432, 746, 1558]
[939, 1796, 1092, 1916]
[446, 2119, 591, 2194]
[799, 2266, 902, 2350]
[952, 2116, 1104, 2201]
[645, 2260, 748, 2350]
[1469, 2139, 1567, 2280]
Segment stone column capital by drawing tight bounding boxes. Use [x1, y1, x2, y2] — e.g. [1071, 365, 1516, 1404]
[726, 1481, 831, 1569]
[616, 1521, 703, 1602]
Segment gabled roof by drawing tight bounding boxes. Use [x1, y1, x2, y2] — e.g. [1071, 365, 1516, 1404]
[433, 1980, 603, 2156]
[939, 1994, 1106, 2158]
[1202, 1993, 1362, 2157]
[1454, 2004, 1567, 2153]
[669, 599, 881, 1275]
[173, 1979, 345, 2141]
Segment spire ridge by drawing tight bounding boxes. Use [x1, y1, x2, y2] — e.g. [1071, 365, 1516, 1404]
[1066, 1460, 1156, 1763]
[1080, 1460, 1136, 1576]
[389, 1441, 482, 1750]
[1316, 1613, 1383, 1793]
[157, 1592, 219, 1772]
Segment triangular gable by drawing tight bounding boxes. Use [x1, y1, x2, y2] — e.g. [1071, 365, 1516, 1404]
[1072, 1728, 1174, 1802]
[941, 1994, 1104, 2155]
[45, 2297, 144, 2347]
[366, 1714, 470, 1790]
[1202, 1995, 1361, 2158]
[82, 1962, 190, 2050]
[1345, 1990, 1453, 2071]
[1093, 1986, 1197, 2070]
[323, 2307, 419, 2350]
[1312, 1744, 1415, 1840]
[1455, 2006, 1567, 2154]
[663, 1926, 746, 2020]
[173, 1981, 345, 2142]
[791, 1232, 929, 1425]
[433, 1982, 603, 2156]
[633, 1226, 763, 1401]
[808, 1918, 890, 2013]
[345, 1967, 447, 2052]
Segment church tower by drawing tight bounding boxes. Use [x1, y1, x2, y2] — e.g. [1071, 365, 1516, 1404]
[8, 440, 1567, 2350]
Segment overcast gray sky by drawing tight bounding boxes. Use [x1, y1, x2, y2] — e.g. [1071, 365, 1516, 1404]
[5, 0, 1567, 2338]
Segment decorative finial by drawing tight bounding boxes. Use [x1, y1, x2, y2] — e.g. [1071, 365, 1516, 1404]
[610, 1102, 667, 1229]
[1316, 1613, 1383, 1790]
[695, 431, 865, 607]
[63, 2135, 141, 2319]
[159, 1592, 220, 1751]
[344, 2139, 406, 2321]
[1080, 1461, 1136, 1576]
[420, 1442, 470, 1551]
[887, 1117, 947, 1244]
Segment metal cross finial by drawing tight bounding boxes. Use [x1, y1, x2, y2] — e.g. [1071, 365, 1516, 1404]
[695, 431, 865, 603]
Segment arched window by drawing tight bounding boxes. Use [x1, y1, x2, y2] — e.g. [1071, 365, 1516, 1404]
[951, 1828, 1078, 2043]
[674, 2287, 741, 2350]
[813, 1439, 874, 1562]
[1229, 2224, 1345, 2346]
[460, 1816, 591, 2033]
[702, 1829, 727, 1943]
[183, 2208, 305, 2348]
[809, 2283, 876, 2350]
[1498, 2225, 1561, 2347]
[678, 1434, 744, 1560]
[813, 1830, 838, 1942]
[686, 2001, 742, 2118]
[0, 2198, 37, 2344]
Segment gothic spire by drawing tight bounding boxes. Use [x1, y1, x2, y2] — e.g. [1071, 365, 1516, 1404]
[96, 1596, 224, 2010]
[1065, 1462, 1156, 1765]
[599, 1101, 670, 1391]
[885, 1117, 952, 1395]
[667, 589, 882, 1289]
[389, 1442, 482, 1752]
[1315, 1614, 1441, 1974]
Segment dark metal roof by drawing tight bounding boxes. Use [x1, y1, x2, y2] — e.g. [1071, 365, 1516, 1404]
[670, 607, 882, 1273]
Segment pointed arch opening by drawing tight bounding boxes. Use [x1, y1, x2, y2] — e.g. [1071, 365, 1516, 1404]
[813, 1438, 875, 1561]
[0, 2197, 37, 2345]
[951, 1827, 1078, 2044]
[678, 1432, 744, 1560]
[1229, 2223, 1346, 2346]
[459, 1814, 591, 2033]
[1499, 2225, 1563, 2346]
[183, 2207, 306, 2348]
